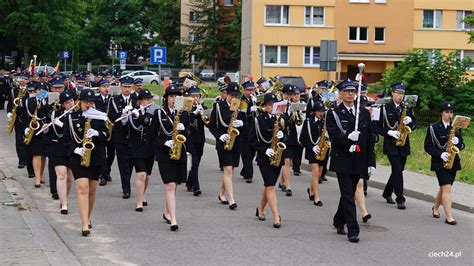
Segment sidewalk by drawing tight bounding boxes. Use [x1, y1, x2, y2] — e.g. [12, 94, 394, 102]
[204, 129, 474, 213]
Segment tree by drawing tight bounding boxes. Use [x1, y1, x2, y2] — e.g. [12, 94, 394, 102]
[464, 13, 474, 43]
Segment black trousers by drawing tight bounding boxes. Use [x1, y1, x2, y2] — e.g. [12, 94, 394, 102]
[14, 122, 27, 165]
[292, 145, 304, 173]
[100, 141, 115, 179]
[24, 145, 34, 176]
[48, 156, 57, 194]
[115, 143, 133, 194]
[240, 138, 256, 179]
[333, 173, 360, 238]
[383, 154, 407, 203]
[186, 142, 205, 190]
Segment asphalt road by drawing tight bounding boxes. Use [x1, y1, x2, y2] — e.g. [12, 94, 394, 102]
[0, 114, 473, 265]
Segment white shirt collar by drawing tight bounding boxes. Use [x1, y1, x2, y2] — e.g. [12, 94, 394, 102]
[442, 121, 450, 128]
[343, 103, 355, 113]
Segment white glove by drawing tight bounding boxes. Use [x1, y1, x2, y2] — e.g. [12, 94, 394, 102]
[403, 116, 412, 125]
[7, 112, 12, 121]
[452, 137, 459, 145]
[176, 123, 185, 131]
[250, 106, 258, 112]
[348, 131, 360, 142]
[122, 105, 133, 114]
[24, 128, 30, 136]
[74, 147, 84, 156]
[440, 152, 449, 162]
[53, 118, 63, 128]
[131, 109, 139, 118]
[265, 148, 275, 157]
[251, 95, 257, 103]
[232, 119, 243, 128]
[86, 128, 99, 138]
[312, 146, 321, 154]
[41, 124, 49, 134]
[387, 130, 400, 139]
[164, 140, 174, 148]
[219, 134, 230, 142]
[41, 99, 46, 105]
[276, 130, 284, 139]
[368, 166, 376, 177]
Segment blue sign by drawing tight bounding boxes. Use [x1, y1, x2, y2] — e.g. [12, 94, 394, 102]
[61, 51, 70, 59]
[118, 51, 127, 60]
[150, 47, 167, 65]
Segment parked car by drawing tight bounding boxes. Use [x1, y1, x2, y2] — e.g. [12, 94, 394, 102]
[159, 68, 172, 79]
[200, 69, 215, 80]
[122, 70, 160, 85]
[35, 65, 56, 74]
[276, 76, 307, 90]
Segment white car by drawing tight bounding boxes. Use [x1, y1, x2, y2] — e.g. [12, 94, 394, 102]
[123, 70, 160, 85]
[200, 69, 215, 80]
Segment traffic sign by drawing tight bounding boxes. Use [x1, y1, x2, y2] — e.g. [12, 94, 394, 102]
[118, 51, 127, 60]
[119, 59, 126, 70]
[150, 47, 167, 65]
[61, 51, 70, 59]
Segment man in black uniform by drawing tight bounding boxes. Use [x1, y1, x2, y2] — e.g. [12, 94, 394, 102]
[239, 80, 258, 183]
[377, 82, 416, 209]
[108, 76, 135, 198]
[326, 79, 376, 243]
[0, 71, 8, 110]
[95, 78, 115, 186]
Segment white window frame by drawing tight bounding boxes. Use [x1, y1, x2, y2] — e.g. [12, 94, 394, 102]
[264, 5, 290, 26]
[223, 0, 233, 6]
[303, 47, 321, 67]
[348, 26, 368, 43]
[304, 6, 325, 27]
[264, 45, 289, 66]
[423, 10, 442, 29]
[460, 50, 474, 70]
[374, 27, 385, 43]
[374, 0, 387, 3]
[349, 0, 369, 3]
[457, 10, 473, 30]
[188, 33, 196, 44]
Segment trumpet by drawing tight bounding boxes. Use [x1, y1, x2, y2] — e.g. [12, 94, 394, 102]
[291, 110, 303, 126]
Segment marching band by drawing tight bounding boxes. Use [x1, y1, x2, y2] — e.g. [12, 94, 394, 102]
[0, 64, 470, 242]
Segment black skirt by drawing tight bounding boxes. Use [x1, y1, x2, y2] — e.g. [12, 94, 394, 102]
[217, 150, 240, 167]
[27, 135, 47, 156]
[259, 164, 282, 187]
[132, 157, 154, 175]
[50, 155, 70, 168]
[70, 156, 101, 181]
[158, 161, 187, 184]
[435, 169, 457, 186]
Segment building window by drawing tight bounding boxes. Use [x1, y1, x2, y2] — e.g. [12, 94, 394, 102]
[423, 10, 442, 29]
[375, 0, 387, 3]
[374, 27, 385, 43]
[305, 7, 324, 26]
[460, 50, 474, 70]
[223, 0, 233, 6]
[457, 11, 473, 30]
[265, 5, 289, 25]
[264, 46, 288, 65]
[349, 27, 368, 42]
[189, 11, 196, 22]
[304, 47, 321, 66]
[349, 0, 369, 3]
[188, 33, 196, 43]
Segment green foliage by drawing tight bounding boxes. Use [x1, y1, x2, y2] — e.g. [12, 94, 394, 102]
[464, 14, 474, 43]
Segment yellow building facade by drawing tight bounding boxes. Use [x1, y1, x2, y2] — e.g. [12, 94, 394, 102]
[240, 0, 473, 87]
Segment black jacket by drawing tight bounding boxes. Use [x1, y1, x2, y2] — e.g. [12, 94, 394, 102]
[208, 100, 246, 152]
[424, 121, 465, 171]
[127, 108, 155, 159]
[108, 94, 133, 144]
[299, 116, 325, 161]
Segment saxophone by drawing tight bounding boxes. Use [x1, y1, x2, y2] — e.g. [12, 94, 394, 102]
[169, 110, 186, 160]
[23, 100, 41, 145]
[443, 121, 459, 170]
[223, 98, 241, 151]
[396, 103, 412, 147]
[105, 118, 114, 142]
[269, 114, 287, 166]
[81, 118, 95, 167]
[7, 86, 26, 134]
[315, 124, 331, 161]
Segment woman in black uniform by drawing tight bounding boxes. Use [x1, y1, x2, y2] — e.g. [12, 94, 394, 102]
[424, 102, 465, 225]
[128, 89, 156, 212]
[64, 89, 108, 236]
[154, 85, 189, 231]
[249, 93, 284, 228]
[49, 91, 76, 214]
[299, 101, 325, 206]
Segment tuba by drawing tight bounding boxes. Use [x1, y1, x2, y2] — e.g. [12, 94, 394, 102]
[443, 120, 459, 170]
[7, 87, 26, 134]
[315, 124, 331, 161]
[269, 114, 286, 166]
[396, 103, 412, 147]
[80, 118, 95, 167]
[223, 98, 242, 151]
[23, 101, 41, 145]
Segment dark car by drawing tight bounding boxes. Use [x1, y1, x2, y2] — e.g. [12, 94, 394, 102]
[276, 76, 307, 90]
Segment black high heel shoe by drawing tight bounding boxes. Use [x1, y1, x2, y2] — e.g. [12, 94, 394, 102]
[81, 229, 90, 237]
[88, 220, 92, 229]
[135, 207, 143, 212]
[307, 188, 314, 201]
[362, 214, 372, 223]
[163, 213, 171, 224]
[229, 203, 237, 210]
[445, 219, 457, 225]
[432, 207, 440, 218]
[60, 204, 68, 215]
[255, 208, 265, 221]
[273, 216, 281, 228]
[170, 224, 179, 231]
[34, 184, 41, 188]
[218, 195, 228, 205]
[143, 201, 148, 207]
[314, 200, 323, 207]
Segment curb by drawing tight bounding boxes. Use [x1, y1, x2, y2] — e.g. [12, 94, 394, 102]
[204, 137, 474, 214]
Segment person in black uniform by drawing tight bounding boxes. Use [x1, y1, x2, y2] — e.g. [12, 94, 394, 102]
[0, 72, 7, 110]
[213, 81, 227, 172]
[128, 89, 157, 212]
[64, 89, 108, 236]
[299, 101, 326, 206]
[94, 78, 115, 186]
[239, 80, 258, 183]
[326, 79, 376, 243]
[291, 87, 305, 176]
[48, 91, 76, 214]
[208, 82, 246, 210]
[154, 85, 189, 231]
[108, 76, 135, 199]
[249, 93, 284, 228]
[279, 84, 297, 196]
[185, 85, 206, 196]
[424, 102, 465, 225]
[377, 82, 416, 209]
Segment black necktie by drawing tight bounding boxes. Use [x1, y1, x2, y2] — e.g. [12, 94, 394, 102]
[397, 105, 402, 114]
[349, 108, 354, 117]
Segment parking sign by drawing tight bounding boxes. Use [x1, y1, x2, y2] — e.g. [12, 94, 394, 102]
[61, 51, 70, 59]
[118, 51, 127, 60]
[150, 47, 166, 65]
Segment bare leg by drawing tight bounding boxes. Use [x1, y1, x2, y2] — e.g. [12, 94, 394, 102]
[66, 169, 73, 195]
[281, 158, 291, 189]
[165, 182, 177, 225]
[223, 166, 235, 204]
[143, 175, 150, 202]
[219, 181, 226, 201]
[32, 156, 42, 185]
[75, 178, 90, 231]
[265, 186, 280, 223]
[441, 185, 454, 221]
[258, 188, 268, 215]
[55, 165, 68, 209]
[40, 156, 46, 181]
[88, 180, 97, 221]
[310, 164, 321, 201]
[433, 188, 442, 214]
[135, 172, 146, 208]
[355, 179, 369, 217]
